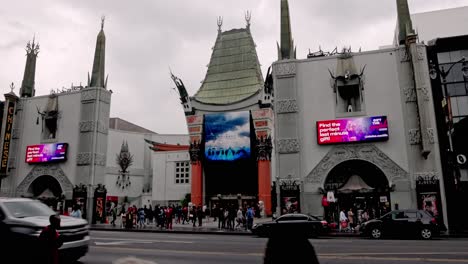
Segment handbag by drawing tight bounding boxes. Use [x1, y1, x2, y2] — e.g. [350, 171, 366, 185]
[340, 221, 348, 228]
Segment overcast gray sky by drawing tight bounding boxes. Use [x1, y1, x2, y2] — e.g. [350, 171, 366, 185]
[1, 0, 467, 134]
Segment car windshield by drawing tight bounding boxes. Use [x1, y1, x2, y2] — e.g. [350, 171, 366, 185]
[3, 200, 55, 218]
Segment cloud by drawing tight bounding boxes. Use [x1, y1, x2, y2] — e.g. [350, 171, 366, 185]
[1, 0, 467, 134]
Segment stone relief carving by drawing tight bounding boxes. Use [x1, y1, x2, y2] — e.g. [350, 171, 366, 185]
[79, 121, 95, 132]
[277, 99, 299, 113]
[418, 86, 430, 101]
[80, 121, 108, 134]
[77, 152, 106, 166]
[426, 128, 435, 144]
[16, 164, 74, 198]
[414, 171, 437, 180]
[274, 62, 296, 78]
[12, 128, 20, 139]
[416, 45, 425, 61]
[408, 129, 421, 145]
[94, 153, 106, 166]
[277, 138, 300, 153]
[100, 90, 112, 104]
[305, 144, 409, 186]
[77, 152, 92, 165]
[81, 90, 97, 102]
[403, 87, 416, 102]
[97, 120, 108, 134]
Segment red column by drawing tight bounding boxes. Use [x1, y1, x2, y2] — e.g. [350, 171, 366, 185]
[258, 160, 272, 216]
[191, 162, 203, 206]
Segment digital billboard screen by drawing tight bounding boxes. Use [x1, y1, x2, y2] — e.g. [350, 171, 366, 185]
[317, 116, 389, 145]
[25, 143, 68, 164]
[204, 111, 251, 161]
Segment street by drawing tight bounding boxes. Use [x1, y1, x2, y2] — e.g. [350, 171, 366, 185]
[80, 231, 468, 264]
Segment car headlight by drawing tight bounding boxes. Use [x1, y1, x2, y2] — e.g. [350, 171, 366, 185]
[11, 227, 42, 237]
[253, 224, 258, 229]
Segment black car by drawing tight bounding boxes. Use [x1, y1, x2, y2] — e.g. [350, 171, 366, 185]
[251, 213, 328, 238]
[360, 209, 439, 240]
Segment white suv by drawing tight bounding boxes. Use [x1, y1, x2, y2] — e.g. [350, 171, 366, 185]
[0, 197, 90, 262]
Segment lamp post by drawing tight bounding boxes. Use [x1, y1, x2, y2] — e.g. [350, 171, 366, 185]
[429, 57, 468, 188]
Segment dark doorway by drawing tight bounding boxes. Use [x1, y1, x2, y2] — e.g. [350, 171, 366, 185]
[323, 160, 391, 226]
[27, 175, 63, 209]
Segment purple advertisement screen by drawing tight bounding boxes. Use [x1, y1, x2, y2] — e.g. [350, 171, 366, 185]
[25, 143, 68, 163]
[317, 116, 389, 145]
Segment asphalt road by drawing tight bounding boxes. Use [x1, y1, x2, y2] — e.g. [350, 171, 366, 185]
[80, 231, 468, 264]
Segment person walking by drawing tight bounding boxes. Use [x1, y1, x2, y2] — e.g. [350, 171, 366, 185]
[147, 205, 153, 225]
[192, 206, 197, 227]
[246, 207, 254, 230]
[218, 207, 224, 229]
[197, 205, 204, 227]
[339, 209, 347, 232]
[111, 204, 118, 227]
[166, 206, 173, 230]
[348, 208, 355, 232]
[182, 206, 188, 224]
[39, 214, 63, 264]
[138, 207, 146, 228]
[236, 207, 243, 229]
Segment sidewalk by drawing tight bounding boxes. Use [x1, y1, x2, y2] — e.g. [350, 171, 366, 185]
[91, 217, 271, 236]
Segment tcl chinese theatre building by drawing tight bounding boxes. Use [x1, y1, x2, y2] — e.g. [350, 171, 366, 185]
[172, 16, 275, 215]
[273, 0, 448, 226]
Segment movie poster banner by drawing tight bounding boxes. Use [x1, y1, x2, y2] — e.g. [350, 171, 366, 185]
[204, 111, 251, 161]
[317, 116, 389, 145]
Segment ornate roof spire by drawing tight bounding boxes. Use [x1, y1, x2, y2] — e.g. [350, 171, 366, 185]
[278, 0, 296, 60]
[217, 16, 223, 34]
[90, 16, 106, 88]
[245, 11, 251, 30]
[20, 36, 40, 97]
[396, 0, 415, 45]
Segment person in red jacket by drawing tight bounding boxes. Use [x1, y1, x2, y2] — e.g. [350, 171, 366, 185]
[165, 206, 173, 230]
[39, 214, 63, 264]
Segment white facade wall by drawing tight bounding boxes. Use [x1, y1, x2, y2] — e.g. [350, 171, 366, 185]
[104, 129, 190, 205]
[296, 50, 410, 179]
[152, 150, 190, 205]
[12, 92, 82, 196]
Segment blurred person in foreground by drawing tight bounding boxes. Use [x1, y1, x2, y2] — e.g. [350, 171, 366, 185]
[263, 224, 320, 264]
[39, 214, 63, 264]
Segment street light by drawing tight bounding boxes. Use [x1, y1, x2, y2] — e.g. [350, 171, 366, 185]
[428, 56, 467, 187]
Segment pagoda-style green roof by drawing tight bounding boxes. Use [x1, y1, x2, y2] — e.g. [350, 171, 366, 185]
[194, 28, 264, 105]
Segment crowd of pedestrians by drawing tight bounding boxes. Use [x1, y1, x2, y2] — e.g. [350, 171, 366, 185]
[105, 202, 259, 231]
[212, 203, 256, 231]
[107, 203, 209, 230]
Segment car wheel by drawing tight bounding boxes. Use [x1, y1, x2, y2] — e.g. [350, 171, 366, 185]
[370, 227, 382, 239]
[421, 228, 432, 240]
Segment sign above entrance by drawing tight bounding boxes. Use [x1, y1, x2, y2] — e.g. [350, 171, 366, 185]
[25, 143, 68, 164]
[317, 116, 389, 145]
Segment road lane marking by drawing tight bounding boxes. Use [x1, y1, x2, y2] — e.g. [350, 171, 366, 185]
[319, 252, 468, 256]
[92, 246, 263, 257]
[92, 237, 194, 244]
[320, 255, 468, 263]
[92, 246, 468, 262]
[95, 241, 154, 246]
[90, 230, 207, 240]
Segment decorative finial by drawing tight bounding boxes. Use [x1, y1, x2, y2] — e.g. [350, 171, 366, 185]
[217, 16, 223, 33]
[245, 11, 251, 29]
[101, 15, 105, 30]
[10, 82, 15, 93]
